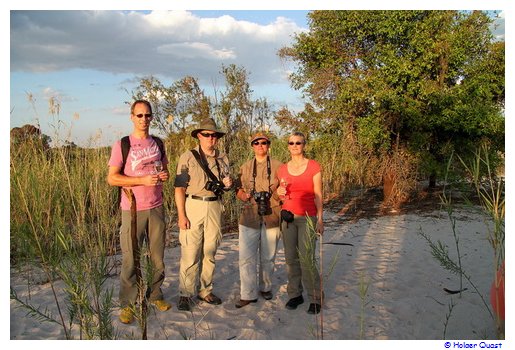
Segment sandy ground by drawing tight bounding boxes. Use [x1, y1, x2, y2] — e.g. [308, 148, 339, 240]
[10, 199, 504, 349]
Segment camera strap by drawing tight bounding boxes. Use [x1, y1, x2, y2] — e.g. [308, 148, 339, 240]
[252, 155, 272, 194]
[190, 148, 222, 184]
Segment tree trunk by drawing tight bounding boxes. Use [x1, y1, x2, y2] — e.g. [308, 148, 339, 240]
[383, 171, 395, 201]
[428, 173, 436, 189]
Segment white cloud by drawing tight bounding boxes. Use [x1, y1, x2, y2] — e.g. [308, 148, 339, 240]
[157, 42, 237, 60]
[42, 86, 74, 103]
[10, 10, 304, 85]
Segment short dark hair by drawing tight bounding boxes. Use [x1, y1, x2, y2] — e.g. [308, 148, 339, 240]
[131, 99, 152, 115]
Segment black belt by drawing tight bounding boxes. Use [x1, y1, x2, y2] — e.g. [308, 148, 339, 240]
[186, 194, 219, 202]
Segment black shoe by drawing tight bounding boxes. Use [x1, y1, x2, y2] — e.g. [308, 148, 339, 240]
[307, 303, 321, 314]
[198, 293, 222, 305]
[285, 295, 304, 310]
[235, 299, 258, 308]
[178, 296, 194, 311]
[260, 291, 273, 300]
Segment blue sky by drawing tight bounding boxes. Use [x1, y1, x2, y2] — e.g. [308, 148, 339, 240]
[10, 10, 310, 147]
[10, 9, 505, 148]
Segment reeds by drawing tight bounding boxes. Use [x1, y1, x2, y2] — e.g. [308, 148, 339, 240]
[300, 216, 340, 340]
[418, 143, 504, 339]
[458, 144, 505, 338]
[10, 130, 120, 339]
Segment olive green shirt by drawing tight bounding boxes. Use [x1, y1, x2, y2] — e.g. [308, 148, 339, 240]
[237, 157, 283, 229]
[174, 146, 230, 197]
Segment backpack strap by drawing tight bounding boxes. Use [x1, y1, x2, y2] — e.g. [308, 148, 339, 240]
[151, 136, 165, 161]
[117, 136, 131, 207]
[120, 136, 131, 175]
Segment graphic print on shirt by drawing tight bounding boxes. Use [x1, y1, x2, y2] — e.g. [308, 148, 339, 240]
[129, 143, 160, 174]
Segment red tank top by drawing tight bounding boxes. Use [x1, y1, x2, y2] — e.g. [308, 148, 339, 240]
[277, 159, 320, 216]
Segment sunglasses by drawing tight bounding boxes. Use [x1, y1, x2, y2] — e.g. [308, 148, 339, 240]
[199, 132, 219, 138]
[288, 141, 304, 145]
[252, 140, 270, 146]
[135, 113, 153, 119]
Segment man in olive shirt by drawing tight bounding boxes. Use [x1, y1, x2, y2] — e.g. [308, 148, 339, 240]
[234, 132, 283, 308]
[174, 118, 232, 311]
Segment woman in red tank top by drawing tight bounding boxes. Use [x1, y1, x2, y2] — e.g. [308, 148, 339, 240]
[276, 132, 324, 315]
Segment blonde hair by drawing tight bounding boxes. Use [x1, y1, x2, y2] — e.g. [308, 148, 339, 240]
[289, 131, 306, 143]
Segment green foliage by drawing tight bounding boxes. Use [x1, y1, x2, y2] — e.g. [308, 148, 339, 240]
[279, 10, 505, 193]
[356, 114, 389, 153]
[458, 144, 504, 268]
[10, 142, 119, 263]
[10, 126, 119, 339]
[300, 216, 323, 340]
[443, 298, 457, 340]
[10, 287, 62, 326]
[358, 273, 370, 339]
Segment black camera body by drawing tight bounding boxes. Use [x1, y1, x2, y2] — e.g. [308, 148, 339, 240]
[206, 180, 226, 197]
[253, 191, 272, 216]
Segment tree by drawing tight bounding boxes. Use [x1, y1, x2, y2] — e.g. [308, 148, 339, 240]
[10, 124, 51, 150]
[131, 75, 212, 154]
[131, 65, 276, 162]
[279, 10, 504, 200]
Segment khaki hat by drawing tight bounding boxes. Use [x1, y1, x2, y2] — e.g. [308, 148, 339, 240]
[191, 118, 226, 138]
[250, 132, 270, 144]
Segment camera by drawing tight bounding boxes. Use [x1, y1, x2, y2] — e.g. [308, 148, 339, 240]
[252, 191, 272, 216]
[206, 180, 226, 197]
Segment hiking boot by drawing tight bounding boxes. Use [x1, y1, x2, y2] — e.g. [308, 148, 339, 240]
[119, 307, 134, 324]
[198, 293, 222, 305]
[285, 295, 304, 310]
[151, 299, 171, 311]
[178, 296, 194, 311]
[307, 303, 322, 314]
[235, 299, 258, 308]
[260, 291, 273, 300]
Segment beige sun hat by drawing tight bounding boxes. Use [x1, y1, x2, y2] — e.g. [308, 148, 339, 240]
[250, 132, 270, 144]
[191, 118, 226, 138]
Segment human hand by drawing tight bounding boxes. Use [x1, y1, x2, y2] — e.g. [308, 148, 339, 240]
[316, 219, 324, 235]
[279, 178, 289, 199]
[178, 215, 190, 230]
[277, 186, 287, 197]
[157, 169, 169, 182]
[239, 188, 252, 201]
[143, 174, 161, 186]
[222, 176, 233, 189]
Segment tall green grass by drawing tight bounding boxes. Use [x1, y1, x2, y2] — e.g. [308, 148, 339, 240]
[10, 135, 121, 338]
[418, 143, 505, 339]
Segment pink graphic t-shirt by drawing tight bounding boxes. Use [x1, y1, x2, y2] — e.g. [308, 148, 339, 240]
[108, 135, 168, 211]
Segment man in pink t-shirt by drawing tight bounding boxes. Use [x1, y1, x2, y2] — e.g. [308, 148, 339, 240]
[107, 99, 171, 324]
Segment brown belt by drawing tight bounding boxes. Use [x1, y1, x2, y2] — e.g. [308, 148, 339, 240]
[186, 194, 219, 201]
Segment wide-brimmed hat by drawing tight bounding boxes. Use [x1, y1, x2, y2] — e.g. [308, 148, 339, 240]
[191, 118, 226, 138]
[250, 132, 270, 144]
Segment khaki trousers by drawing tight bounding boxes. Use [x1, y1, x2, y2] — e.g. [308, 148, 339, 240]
[281, 215, 322, 303]
[119, 205, 166, 306]
[179, 198, 222, 298]
[238, 224, 281, 300]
